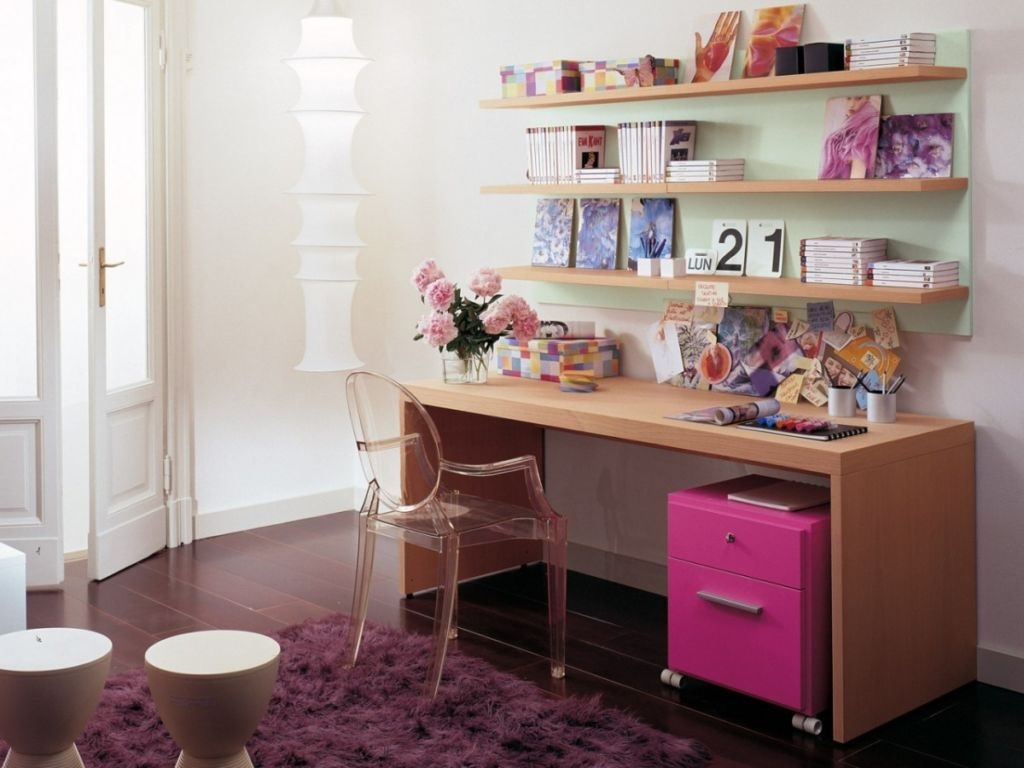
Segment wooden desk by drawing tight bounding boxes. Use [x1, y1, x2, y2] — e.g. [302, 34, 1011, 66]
[404, 375, 976, 743]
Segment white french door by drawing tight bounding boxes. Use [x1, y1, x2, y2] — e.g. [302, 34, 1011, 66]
[86, 0, 167, 580]
[0, 0, 64, 586]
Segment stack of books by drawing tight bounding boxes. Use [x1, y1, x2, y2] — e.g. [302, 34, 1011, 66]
[666, 159, 745, 182]
[870, 259, 960, 288]
[526, 125, 606, 184]
[574, 167, 621, 184]
[845, 32, 936, 70]
[799, 236, 888, 285]
[617, 120, 697, 183]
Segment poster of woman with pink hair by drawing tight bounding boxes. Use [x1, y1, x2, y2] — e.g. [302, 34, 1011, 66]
[818, 94, 883, 180]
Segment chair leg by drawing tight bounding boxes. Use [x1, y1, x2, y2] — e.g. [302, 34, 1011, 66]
[344, 506, 377, 670]
[424, 534, 459, 697]
[544, 517, 568, 679]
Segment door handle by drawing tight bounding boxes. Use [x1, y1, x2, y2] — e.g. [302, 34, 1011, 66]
[78, 247, 125, 307]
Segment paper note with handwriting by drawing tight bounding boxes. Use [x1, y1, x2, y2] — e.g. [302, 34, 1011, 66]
[695, 281, 730, 307]
[806, 301, 835, 332]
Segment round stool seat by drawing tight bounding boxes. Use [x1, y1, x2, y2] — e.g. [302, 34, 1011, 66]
[145, 630, 280, 768]
[0, 628, 112, 768]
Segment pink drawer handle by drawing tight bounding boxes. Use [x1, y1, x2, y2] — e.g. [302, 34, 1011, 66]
[696, 589, 764, 615]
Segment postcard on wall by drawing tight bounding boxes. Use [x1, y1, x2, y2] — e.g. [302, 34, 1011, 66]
[741, 5, 805, 78]
[818, 94, 882, 180]
[874, 113, 954, 179]
[628, 198, 675, 271]
[531, 198, 574, 267]
[687, 11, 741, 83]
[647, 321, 684, 383]
[871, 306, 901, 349]
[576, 198, 620, 270]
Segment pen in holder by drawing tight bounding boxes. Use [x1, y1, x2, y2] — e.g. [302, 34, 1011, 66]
[867, 391, 897, 423]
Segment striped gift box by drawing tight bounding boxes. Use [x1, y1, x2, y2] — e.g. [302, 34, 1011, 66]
[496, 338, 620, 382]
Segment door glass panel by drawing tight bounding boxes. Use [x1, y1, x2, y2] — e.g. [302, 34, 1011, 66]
[104, 0, 149, 391]
[0, 3, 39, 398]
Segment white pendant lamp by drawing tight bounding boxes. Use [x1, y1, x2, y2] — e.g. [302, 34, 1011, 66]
[286, 0, 367, 371]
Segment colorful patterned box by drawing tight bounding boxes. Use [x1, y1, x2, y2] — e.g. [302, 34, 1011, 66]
[580, 57, 680, 92]
[496, 338, 620, 382]
[500, 60, 581, 98]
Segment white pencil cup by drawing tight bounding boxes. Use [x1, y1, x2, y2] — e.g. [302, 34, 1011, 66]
[827, 386, 857, 418]
[867, 392, 897, 423]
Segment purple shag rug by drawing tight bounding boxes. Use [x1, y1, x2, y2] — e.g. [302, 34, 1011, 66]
[4, 614, 711, 767]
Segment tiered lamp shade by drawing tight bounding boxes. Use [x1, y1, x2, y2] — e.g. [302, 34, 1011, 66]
[286, 0, 367, 372]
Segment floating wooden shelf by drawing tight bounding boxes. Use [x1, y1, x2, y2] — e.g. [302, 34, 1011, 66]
[498, 265, 969, 306]
[482, 178, 968, 195]
[481, 66, 967, 109]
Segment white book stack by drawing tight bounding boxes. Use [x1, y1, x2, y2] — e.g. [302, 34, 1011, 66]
[799, 236, 887, 286]
[574, 167, 622, 184]
[869, 258, 960, 288]
[666, 159, 745, 182]
[617, 120, 698, 183]
[845, 32, 936, 70]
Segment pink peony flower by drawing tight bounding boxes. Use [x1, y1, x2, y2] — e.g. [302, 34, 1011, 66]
[468, 267, 502, 299]
[411, 259, 445, 294]
[512, 306, 540, 340]
[480, 302, 512, 335]
[417, 310, 458, 348]
[424, 278, 455, 311]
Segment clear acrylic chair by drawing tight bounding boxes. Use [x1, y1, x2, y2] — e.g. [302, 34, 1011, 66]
[343, 371, 567, 697]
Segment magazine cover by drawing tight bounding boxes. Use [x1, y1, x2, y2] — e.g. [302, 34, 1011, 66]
[687, 11, 741, 83]
[713, 305, 770, 394]
[531, 198, 574, 267]
[874, 113, 954, 179]
[575, 125, 606, 170]
[664, 120, 698, 163]
[742, 5, 805, 78]
[627, 198, 675, 271]
[576, 198, 620, 270]
[818, 94, 882, 179]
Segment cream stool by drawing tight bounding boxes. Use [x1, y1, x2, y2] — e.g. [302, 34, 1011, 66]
[0, 628, 112, 768]
[145, 630, 280, 768]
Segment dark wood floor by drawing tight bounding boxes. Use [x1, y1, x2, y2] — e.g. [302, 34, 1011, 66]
[27, 513, 1024, 768]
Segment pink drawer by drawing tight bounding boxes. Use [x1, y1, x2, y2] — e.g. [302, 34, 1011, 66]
[668, 558, 807, 711]
[669, 491, 809, 588]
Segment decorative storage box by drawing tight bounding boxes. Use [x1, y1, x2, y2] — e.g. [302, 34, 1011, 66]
[500, 60, 581, 98]
[580, 57, 680, 91]
[496, 337, 620, 381]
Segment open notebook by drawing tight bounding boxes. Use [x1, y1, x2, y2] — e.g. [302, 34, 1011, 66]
[727, 480, 831, 511]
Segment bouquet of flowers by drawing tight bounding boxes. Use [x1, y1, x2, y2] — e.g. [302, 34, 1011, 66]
[411, 260, 539, 376]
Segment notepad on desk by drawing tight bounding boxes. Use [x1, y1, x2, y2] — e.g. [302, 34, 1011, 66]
[734, 415, 868, 441]
[727, 480, 831, 511]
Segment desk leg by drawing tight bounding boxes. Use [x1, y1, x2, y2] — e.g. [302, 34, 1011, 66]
[400, 405, 546, 595]
[830, 440, 976, 742]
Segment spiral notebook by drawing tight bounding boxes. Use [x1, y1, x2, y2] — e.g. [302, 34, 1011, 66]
[735, 420, 868, 441]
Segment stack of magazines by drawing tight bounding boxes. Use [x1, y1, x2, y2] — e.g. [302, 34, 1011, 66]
[870, 258, 959, 288]
[800, 236, 888, 285]
[845, 32, 936, 70]
[666, 159, 745, 182]
[574, 167, 621, 184]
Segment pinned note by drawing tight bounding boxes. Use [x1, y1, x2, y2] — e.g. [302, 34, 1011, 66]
[775, 372, 805, 404]
[663, 300, 695, 324]
[695, 281, 730, 308]
[806, 301, 835, 332]
[872, 306, 900, 349]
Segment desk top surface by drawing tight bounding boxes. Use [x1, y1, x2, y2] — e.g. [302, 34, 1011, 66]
[406, 375, 973, 477]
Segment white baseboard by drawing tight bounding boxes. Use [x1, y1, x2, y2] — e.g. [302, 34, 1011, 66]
[194, 487, 360, 540]
[977, 645, 1024, 694]
[568, 542, 666, 596]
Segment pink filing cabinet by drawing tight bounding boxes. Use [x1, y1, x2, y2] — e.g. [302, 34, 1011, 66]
[666, 475, 831, 721]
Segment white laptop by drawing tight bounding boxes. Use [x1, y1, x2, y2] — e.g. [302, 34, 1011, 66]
[727, 480, 831, 511]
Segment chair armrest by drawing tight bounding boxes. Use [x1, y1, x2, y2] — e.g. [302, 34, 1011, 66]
[439, 456, 560, 520]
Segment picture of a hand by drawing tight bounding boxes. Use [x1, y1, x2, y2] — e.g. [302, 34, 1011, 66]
[693, 11, 740, 83]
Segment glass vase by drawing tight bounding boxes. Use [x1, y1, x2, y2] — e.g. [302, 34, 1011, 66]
[442, 350, 491, 384]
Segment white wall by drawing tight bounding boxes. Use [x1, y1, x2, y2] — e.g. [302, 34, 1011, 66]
[183, 0, 1024, 690]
